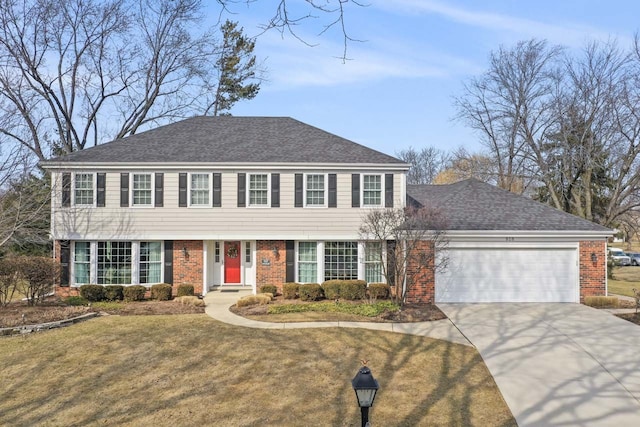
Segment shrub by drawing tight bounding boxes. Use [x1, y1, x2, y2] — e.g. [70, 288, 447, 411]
[80, 284, 106, 302]
[236, 294, 271, 307]
[368, 283, 390, 300]
[14, 256, 59, 305]
[282, 282, 299, 299]
[104, 285, 124, 301]
[299, 283, 324, 301]
[584, 296, 618, 308]
[341, 280, 367, 300]
[151, 284, 173, 301]
[259, 284, 278, 295]
[322, 280, 341, 300]
[634, 288, 640, 314]
[0, 258, 20, 306]
[65, 295, 89, 306]
[123, 285, 147, 301]
[175, 296, 205, 307]
[267, 300, 399, 317]
[177, 284, 194, 297]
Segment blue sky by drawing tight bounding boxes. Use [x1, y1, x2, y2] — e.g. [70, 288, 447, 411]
[209, 1, 639, 157]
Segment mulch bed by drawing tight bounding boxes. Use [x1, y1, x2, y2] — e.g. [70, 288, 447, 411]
[617, 312, 640, 325]
[0, 299, 205, 328]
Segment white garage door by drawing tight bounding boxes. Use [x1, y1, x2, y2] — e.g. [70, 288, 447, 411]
[435, 247, 578, 303]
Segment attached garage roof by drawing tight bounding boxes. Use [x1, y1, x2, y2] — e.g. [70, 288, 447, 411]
[407, 179, 611, 232]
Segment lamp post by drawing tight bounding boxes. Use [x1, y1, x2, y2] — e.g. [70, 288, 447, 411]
[352, 365, 379, 427]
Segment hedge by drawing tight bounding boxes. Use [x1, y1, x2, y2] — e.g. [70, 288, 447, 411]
[124, 285, 147, 301]
[322, 280, 341, 300]
[151, 283, 173, 301]
[367, 283, 390, 300]
[177, 284, 194, 297]
[299, 283, 324, 301]
[283, 282, 299, 299]
[79, 284, 106, 302]
[104, 285, 124, 301]
[259, 284, 278, 295]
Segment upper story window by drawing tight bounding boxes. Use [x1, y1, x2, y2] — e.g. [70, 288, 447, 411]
[132, 173, 153, 206]
[362, 175, 382, 207]
[305, 174, 325, 207]
[248, 174, 269, 206]
[74, 173, 94, 205]
[190, 173, 210, 206]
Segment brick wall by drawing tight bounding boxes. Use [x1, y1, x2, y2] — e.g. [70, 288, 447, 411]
[405, 241, 436, 304]
[256, 240, 287, 292]
[579, 240, 606, 302]
[173, 240, 204, 295]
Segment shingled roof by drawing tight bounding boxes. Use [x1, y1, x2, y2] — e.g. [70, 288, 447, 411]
[407, 179, 611, 232]
[42, 116, 406, 165]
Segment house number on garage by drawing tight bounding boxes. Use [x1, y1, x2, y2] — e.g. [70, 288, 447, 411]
[505, 237, 515, 242]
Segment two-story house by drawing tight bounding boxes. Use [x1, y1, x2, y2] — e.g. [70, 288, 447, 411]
[41, 116, 611, 304]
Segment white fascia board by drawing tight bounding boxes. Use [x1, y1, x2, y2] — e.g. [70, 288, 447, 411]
[51, 232, 364, 241]
[445, 230, 613, 240]
[40, 162, 411, 172]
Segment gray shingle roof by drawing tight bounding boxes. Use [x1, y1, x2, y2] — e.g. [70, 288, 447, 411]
[43, 116, 406, 165]
[407, 179, 611, 232]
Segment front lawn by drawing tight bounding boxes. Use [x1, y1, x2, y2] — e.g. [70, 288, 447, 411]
[608, 266, 640, 297]
[0, 315, 515, 426]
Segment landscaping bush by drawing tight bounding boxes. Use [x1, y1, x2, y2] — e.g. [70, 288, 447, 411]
[584, 296, 619, 308]
[341, 280, 367, 300]
[123, 285, 147, 301]
[151, 284, 173, 301]
[299, 283, 324, 301]
[80, 284, 106, 302]
[236, 294, 271, 307]
[268, 300, 399, 317]
[634, 288, 640, 314]
[14, 256, 59, 305]
[104, 285, 124, 301]
[259, 284, 278, 295]
[282, 282, 299, 299]
[175, 296, 205, 307]
[65, 295, 89, 306]
[322, 280, 341, 300]
[368, 283, 390, 300]
[177, 284, 194, 297]
[0, 258, 20, 306]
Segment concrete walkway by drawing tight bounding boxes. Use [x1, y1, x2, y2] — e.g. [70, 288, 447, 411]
[439, 303, 640, 427]
[203, 289, 471, 346]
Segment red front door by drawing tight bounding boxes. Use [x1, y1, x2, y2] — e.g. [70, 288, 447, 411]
[224, 241, 241, 283]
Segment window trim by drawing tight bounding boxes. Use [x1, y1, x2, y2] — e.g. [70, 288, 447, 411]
[73, 172, 96, 207]
[304, 173, 327, 208]
[296, 241, 318, 283]
[361, 173, 384, 208]
[139, 241, 164, 285]
[247, 173, 271, 208]
[188, 172, 212, 207]
[323, 241, 359, 281]
[130, 173, 155, 208]
[364, 241, 385, 284]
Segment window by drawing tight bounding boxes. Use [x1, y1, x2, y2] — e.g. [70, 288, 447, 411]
[97, 242, 132, 284]
[305, 174, 325, 206]
[365, 242, 383, 283]
[190, 173, 210, 206]
[215, 242, 220, 263]
[363, 175, 382, 206]
[248, 174, 268, 206]
[73, 242, 91, 284]
[74, 173, 94, 205]
[324, 241, 358, 281]
[298, 242, 317, 283]
[245, 242, 251, 263]
[140, 242, 162, 284]
[132, 173, 152, 206]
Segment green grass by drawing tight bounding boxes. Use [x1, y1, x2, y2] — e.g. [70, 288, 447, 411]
[268, 300, 400, 317]
[0, 315, 515, 426]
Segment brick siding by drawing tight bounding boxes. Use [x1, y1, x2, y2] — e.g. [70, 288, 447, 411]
[405, 241, 436, 304]
[579, 240, 607, 302]
[173, 240, 204, 295]
[256, 240, 287, 292]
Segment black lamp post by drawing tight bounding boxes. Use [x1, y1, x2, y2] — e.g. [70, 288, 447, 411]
[352, 365, 379, 427]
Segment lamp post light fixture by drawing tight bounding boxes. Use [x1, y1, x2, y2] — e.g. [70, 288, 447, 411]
[352, 365, 379, 427]
[591, 252, 598, 263]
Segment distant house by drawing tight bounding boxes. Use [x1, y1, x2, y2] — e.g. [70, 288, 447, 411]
[40, 116, 611, 304]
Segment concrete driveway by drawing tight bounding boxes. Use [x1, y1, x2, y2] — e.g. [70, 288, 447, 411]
[438, 303, 640, 427]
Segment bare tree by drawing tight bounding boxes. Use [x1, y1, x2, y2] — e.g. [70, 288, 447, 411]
[359, 207, 448, 305]
[396, 146, 449, 185]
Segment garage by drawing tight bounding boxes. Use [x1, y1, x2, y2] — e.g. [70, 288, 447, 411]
[435, 246, 579, 303]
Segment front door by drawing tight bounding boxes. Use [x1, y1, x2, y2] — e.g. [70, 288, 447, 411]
[224, 241, 241, 283]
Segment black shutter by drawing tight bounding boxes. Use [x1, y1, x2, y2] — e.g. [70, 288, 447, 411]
[294, 173, 303, 207]
[59, 240, 70, 286]
[213, 173, 221, 207]
[96, 173, 106, 207]
[351, 174, 360, 207]
[120, 173, 129, 207]
[237, 173, 246, 207]
[271, 173, 280, 207]
[178, 173, 187, 207]
[385, 173, 394, 208]
[386, 240, 395, 287]
[164, 240, 173, 285]
[328, 174, 337, 208]
[155, 173, 164, 207]
[285, 240, 295, 282]
[62, 173, 71, 207]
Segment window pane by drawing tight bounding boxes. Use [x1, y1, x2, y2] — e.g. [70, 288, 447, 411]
[97, 242, 132, 284]
[249, 174, 268, 205]
[365, 242, 383, 283]
[190, 174, 210, 205]
[298, 242, 317, 283]
[324, 241, 358, 281]
[133, 174, 152, 205]
[140, 242, 162, 284]
[74, 242, 91, 284]
[306, 174, 325, 206]
[363, 175, 382, 206]
[75, 173, 93, 205]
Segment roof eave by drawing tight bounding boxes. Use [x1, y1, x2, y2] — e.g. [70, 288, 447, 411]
[39, 161, 411, 171]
